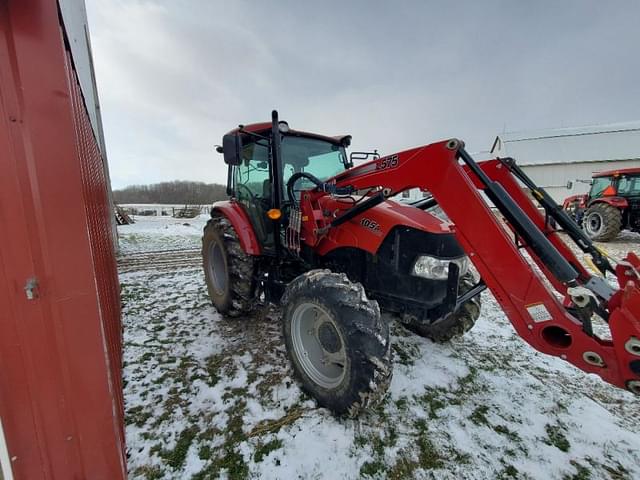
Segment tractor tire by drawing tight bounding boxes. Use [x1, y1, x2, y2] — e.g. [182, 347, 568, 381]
[202, 215, 255, 317]
[282, 270, 392, 416]
[583, 203, 622, 242]
[402, 274, 481, 342]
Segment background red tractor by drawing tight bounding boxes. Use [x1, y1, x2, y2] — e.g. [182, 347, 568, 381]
[562, 168, 640, 241]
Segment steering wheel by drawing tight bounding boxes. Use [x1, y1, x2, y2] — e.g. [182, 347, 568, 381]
[236, 183, 256, 202]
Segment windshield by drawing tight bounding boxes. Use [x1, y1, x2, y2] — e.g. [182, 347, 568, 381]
[281, 136, 346, 189]
[589, 176, 614, 198]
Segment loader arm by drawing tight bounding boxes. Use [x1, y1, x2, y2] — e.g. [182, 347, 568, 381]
[297, 139, 640, 395]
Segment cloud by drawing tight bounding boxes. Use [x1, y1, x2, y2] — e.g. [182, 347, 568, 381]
[86, 0, 640, 188]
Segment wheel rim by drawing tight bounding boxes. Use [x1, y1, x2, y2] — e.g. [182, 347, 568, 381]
[291, 302, 347, 389]
[586, 212, 603, 236]
[207, 241, 227, 295]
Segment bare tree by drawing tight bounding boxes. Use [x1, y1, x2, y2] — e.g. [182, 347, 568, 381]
[113, 181, 227, 204]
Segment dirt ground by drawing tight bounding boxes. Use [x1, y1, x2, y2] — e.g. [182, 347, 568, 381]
[117, 215, 640, 480]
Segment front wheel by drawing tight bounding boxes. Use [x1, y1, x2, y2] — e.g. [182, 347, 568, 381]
[583, 203, 622, 242]
[402, 273, 481, 342]
[282, 270, 392, 416]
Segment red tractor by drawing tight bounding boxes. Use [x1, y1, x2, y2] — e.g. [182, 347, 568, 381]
[203, 111, 640, 415]
[562, 168, 640, 242]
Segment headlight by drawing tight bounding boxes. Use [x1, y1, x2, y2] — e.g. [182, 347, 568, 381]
[411, 255, 469, 280]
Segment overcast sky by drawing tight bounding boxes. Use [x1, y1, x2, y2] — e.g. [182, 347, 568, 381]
[85, 0, 640, 189]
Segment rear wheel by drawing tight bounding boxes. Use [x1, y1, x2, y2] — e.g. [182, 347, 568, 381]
[401, 274, 481, 342]
[282, 270, 392, 416]
[583, 203, 622, 242]
[202, 215, 255, 316]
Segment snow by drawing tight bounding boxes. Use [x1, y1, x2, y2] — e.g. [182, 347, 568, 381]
[117, 214, 208, 254]
[119, 216, 640, 480]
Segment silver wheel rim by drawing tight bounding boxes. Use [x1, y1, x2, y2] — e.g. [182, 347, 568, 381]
[291, 302, 347, 389]
[586, 212, 603, 236]
[208, 241, 227, 295]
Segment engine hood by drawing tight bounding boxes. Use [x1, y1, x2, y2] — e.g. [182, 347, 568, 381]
[312, 196, 457, 257]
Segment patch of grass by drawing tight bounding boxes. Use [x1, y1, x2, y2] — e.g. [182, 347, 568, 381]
[417, 388, 446, 419]
[212, 448, 248, 480]
[198, 444, 212, 460]
[162, 425, 199, 469]
[494, 424, 521, 443]
[198, 425, 222, 442]
[222, 387, 249, 402]
[469, 405, 490, 426]
[140, 351, 154, 362]
[394, 396, 409, 411]
[499, 464, 519, 479]
[386, 426, 398, 448]
[360, 459, 386, 477]
[192, 401, 250, 480]
[149, 443, 163, 456]
[413, 418, 444, 470]
[205, 353, 238, 387]
[254, 438, 283, 462]
[388, 456, 419, 480]
[563, 460, 591, 480]
[417, 436, 444, 469]
[153, 391, 188, 427]
[353, 435, 368, 449]
[255, 372, 285, 400]
[391, 341, 420, 366]
[545, 423, 570, 452]
[447, 448, 472, 465]
[447, 366, 482, 405]
[126, 405, 152, 427]
[132, 464, 163, 480]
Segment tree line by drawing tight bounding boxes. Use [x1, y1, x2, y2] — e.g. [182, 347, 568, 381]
[113, 180, 228, 205]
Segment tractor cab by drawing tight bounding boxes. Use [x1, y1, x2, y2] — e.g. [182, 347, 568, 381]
[588, 169, 640, 201]
[219, 118, 352, 252]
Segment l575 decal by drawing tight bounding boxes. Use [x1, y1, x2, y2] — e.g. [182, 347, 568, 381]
[376, 154, 399, 170]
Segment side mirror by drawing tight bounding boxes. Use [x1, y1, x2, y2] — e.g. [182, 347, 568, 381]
[566, 181, 573, 189]
[222, 133, 243, 165]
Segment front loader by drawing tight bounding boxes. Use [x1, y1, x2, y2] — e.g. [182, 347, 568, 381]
[203, 111, 640, 415]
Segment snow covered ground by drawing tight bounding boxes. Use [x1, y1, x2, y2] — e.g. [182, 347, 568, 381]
[118, 216, 640, 480]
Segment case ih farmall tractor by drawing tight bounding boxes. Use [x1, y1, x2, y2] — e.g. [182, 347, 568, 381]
[562, 168, 640, 242]
[203, 111, 640, 415]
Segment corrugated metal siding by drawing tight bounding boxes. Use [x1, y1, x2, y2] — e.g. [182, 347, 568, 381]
[66, 50, 125, 440]
[492, 123, 640, 166]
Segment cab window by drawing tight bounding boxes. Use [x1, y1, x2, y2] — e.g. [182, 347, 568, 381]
[589, 177, 614, 198]
[617, 176, 640, 196]
[234, 141, 270, 199]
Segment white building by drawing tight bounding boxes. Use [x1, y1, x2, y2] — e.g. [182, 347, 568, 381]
[490, 122, 640, 202]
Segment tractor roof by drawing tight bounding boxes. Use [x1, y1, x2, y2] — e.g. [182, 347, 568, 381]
[593, 167, 640, 178]
[227, 122, 351, 146]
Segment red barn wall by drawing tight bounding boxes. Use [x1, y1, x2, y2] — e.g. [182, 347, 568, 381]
[0, 1, 126, 479]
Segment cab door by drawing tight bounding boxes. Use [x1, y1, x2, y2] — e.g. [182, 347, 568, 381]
[232, 140, 275, 247]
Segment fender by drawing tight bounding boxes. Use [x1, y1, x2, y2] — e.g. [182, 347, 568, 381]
[588, 196, 628, 209]
[211, 200, 262, 255]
